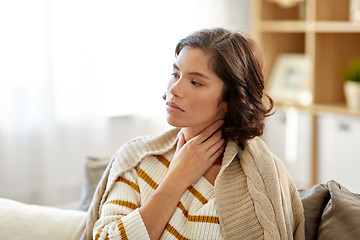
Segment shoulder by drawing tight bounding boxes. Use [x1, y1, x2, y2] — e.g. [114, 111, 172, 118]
[245, 137, 293, 178]
[244, 137, 273, 160]
[100, 128, 180, 205]
[245, 138, 300, 204]
[125, 127, 180, 150]
[242, 137, 297, 191]
[241, 137, 304, 235]
[110, 127, 180, 172]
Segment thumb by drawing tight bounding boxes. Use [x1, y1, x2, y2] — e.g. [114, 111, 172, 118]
[176, 131, 186, 152]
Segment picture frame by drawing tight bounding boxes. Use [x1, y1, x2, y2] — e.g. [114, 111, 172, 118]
[350, 0, 360, 22]
[267, 53, 312, 106]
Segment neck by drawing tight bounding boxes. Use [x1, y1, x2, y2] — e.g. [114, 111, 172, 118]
[182, 124, 225, 165]
[181, 127, 202, 142]
[181, 118, 225, 142]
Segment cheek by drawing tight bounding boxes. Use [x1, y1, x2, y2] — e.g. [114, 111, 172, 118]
[194, 95, 221, 112]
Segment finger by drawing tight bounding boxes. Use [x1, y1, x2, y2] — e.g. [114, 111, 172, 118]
[209, 143, 226, 163]
[203, 129, 222, 150]
[176, 131, 186, 152]
[193, 120, 224, 144]
[207, 138, 225, 157]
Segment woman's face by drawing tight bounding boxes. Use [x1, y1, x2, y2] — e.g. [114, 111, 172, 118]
[166, 46, 227, 131]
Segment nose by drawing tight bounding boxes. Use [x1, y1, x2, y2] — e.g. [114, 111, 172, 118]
[169, 78, 184, 98]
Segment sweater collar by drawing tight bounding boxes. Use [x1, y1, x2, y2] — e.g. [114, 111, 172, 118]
[220, 140, 240, 172]
[162, 128, 241, 173]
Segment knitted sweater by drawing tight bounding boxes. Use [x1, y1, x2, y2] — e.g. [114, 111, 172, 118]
[94, 150, 225, 239]
[72, 128, 305, 240]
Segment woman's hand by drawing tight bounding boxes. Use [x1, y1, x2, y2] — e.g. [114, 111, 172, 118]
[139, 120, 225, 240]
[168, 120, 225, 189]
[97, 121, 227, 240]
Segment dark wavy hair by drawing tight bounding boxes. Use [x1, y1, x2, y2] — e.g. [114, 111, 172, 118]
[175, 28, 274, 148]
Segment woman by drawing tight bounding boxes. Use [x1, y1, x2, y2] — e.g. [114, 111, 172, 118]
[73, 28, 305, 240]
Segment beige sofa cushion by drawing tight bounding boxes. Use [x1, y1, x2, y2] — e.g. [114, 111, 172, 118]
[0, 198, 86, 240]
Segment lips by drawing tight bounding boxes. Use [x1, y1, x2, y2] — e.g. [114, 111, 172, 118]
[166, 101, 185, 113]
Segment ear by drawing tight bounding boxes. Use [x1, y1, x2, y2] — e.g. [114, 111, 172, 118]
[221, 101, 228, 113]
[224, 102, 228, 112]
[218, 101, 228, 118]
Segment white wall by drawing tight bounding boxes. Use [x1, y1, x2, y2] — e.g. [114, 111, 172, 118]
[0, 0, 251, 206]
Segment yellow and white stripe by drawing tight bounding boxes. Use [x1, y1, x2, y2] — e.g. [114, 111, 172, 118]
[94, 150, 223, 240]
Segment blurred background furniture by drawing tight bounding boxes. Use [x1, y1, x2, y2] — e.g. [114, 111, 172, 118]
[253, 0, 360, 191]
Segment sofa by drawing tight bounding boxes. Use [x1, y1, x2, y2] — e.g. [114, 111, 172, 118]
[1, 156, 360, 240]
[298, 180, 360, 240]
[0, 156, 108, 240]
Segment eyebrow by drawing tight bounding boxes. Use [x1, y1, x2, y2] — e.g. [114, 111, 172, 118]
[173, 63, 211, 79]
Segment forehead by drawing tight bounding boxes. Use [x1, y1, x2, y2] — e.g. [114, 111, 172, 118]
[175, 47, 224, 89]
[175, 47, 212, 72]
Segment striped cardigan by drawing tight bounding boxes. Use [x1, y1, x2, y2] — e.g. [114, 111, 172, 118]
[73, 128, 305, 240]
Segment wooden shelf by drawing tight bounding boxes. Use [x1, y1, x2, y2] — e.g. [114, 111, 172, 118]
[261, 21, 307, 32]
[314, 21, 360, 33]
[274, 102, 360, 117]
[314, 104, 360, 117]
[260, 20, 360, 33]
[252, 0, 360, 187]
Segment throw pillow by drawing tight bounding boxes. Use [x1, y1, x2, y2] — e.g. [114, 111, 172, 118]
[78, 156, 110, 211]
[299, 183, 330, 240]
[318, 180, 360, 240]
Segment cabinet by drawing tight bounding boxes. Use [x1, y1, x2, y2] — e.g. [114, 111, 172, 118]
[263, 109, 312, 187]
[317, 113, 360, 193]
[252, 0, 360, 186]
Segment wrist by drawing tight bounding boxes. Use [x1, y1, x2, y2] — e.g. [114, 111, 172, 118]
[161, 173, 189, 196]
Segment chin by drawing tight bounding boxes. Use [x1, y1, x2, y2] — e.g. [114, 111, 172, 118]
[166, 119, 183, 128]
[166, 116, 187, 128]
